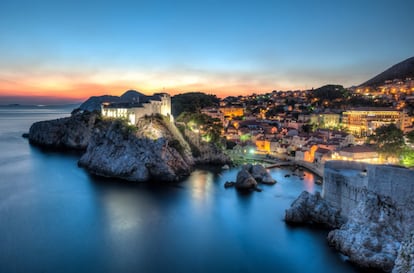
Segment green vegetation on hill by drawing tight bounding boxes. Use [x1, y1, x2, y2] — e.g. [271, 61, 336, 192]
[311, 84, 348, 100]
[176, 112, 223, 145]
[171, 92, 219, 117]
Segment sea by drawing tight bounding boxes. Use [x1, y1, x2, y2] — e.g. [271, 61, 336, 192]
[0, 105, 365, 273]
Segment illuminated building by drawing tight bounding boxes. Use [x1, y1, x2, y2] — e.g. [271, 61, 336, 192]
[310, 113, 340, 128]
[342, 107, 407, 136]
[101, 93, 172, 125]
[255, 138, 271, 153]
[219, 106, 244, 118]
[331, 145, 379, 163]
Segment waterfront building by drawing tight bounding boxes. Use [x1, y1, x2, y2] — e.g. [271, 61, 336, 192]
[101, 93, 172, 125]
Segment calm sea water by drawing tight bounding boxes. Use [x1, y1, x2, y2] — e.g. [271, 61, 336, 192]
[0, 106, 364, 273]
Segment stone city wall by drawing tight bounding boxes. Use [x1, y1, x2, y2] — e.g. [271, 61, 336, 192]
[323, 160, 414, 221]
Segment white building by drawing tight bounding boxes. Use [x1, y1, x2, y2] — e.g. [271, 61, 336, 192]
[101, 93, 172, 125]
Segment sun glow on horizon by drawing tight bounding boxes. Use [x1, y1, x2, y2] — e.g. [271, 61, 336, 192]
[0, 70, 309, 104]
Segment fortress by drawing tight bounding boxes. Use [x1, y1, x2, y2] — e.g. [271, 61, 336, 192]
[101, 93, 172, 125]
[323, 160, 414, 228]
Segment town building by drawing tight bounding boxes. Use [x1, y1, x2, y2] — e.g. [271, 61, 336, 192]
[331, 145, 379, 163]
[219, 106, 244, 118]
[341, 107, 407, 136]
[310, 113, 341, 128]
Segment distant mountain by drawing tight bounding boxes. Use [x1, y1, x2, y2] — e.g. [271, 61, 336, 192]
[78, 90, 147, 112]
[119, 90, 148, 102]
[360, 57, 414, 87]
[79, 95, 120, 112]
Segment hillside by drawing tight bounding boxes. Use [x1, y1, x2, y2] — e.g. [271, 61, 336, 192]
[361, 57, 414, 87]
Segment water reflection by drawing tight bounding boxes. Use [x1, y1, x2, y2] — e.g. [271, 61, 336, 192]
[302, 172, 315, 192]
[189, 170, 213, 212]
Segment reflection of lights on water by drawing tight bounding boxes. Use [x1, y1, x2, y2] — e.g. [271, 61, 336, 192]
[190, 170, 213, 211]
[101, 193, 144, 235]
[302, 172, 315, 193]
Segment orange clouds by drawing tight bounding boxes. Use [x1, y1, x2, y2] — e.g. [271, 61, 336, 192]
[0, 66, 311, 103]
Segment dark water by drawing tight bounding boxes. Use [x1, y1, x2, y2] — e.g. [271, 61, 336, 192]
[0, 106, 363, 273]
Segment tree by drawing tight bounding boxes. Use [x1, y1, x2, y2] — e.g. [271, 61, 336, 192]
[368, 123, 405, 157]
[406, 131, 414, 145]
[176, 112, 223, 145]
[171, 92, 219, 117]
[401, 148, 414, 167]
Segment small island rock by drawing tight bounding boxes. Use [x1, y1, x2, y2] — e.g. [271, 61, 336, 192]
[285, 191, 343, 229]
[235, 168, 258, 190]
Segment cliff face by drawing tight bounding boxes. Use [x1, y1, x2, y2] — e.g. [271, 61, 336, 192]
[29, 111, 99, 150]
[285, 162, 414, 273]
[28, 110, 231, 182]
[327, 191, 404, 272]
[78, 116, 193, 182]
[182, 129, 231, 165]
[393, 233, 414, 273]
[285, 191, 343, 229]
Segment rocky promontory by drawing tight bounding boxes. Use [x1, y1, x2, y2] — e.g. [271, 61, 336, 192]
[78, 115, 194, 182]
[29, 111, 100, 150]
[27, 108, 231, 182]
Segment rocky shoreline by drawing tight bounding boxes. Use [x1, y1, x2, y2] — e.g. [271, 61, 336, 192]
[285, 170, 414, 273]
[28, 111, 231, 183]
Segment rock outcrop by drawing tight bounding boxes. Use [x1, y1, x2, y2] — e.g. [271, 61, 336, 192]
[29, 111, 99, 150]
[233, 164, 276, 191]
[235, 168, 258, 190]
[393, 233, 414, 273]
[327, 192, 404, 272]
[250, 164, 276, 184]
[285, 161, 414, 272]
[286, 189, 412, 272]
[285, 191, 343, 228]
[78, 115, 194, 182]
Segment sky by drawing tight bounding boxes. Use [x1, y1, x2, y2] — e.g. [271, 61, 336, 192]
[0, 0, 413, 104]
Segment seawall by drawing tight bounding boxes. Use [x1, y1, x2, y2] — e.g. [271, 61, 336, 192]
[323, 160, 414, 232]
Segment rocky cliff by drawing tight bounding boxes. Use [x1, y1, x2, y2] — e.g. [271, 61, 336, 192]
[29, 111, 100, 150]
[327, 191, 404, 272]
[182, 129, 231, 165]
[285, 162, 414, 272]
[28, 110, 230, 182]
[285, 191, 343, 228]
[393, 233, 414, 273]
[78, 116, 194, 182]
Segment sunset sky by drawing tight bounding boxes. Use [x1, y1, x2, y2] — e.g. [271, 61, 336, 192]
[1, 0, 413, 104]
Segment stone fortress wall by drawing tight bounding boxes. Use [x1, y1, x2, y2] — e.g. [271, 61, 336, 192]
[323, 161, 414, 221]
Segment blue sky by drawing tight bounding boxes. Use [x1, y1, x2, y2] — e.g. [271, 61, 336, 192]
[0, 0, 413, 102]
